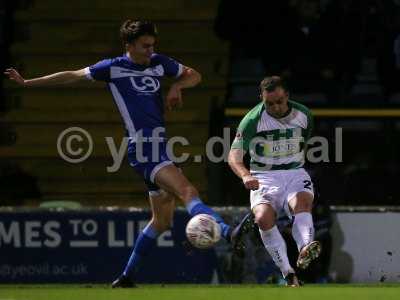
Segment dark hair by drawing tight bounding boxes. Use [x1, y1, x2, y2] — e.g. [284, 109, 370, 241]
[120, 20, 157, 44]
[260, 76, 288, 93]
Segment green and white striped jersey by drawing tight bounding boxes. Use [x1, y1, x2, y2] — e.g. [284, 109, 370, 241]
[231, 100, 313, 171]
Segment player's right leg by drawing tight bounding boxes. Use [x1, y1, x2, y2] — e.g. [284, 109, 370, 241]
[112, 189, 175, 288]
[154, 164, 250, 248]
[253, 203, 298, 286]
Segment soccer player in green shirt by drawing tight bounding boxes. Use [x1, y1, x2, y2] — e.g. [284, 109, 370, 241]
[228, 76, 321, 287]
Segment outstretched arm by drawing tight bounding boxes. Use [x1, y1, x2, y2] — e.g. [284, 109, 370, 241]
[4, 68, 88, 87]
[228, 148, 259, 190]
[165, 66, 201, 110]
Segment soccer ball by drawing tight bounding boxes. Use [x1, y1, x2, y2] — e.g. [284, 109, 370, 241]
[185, 214, 221, 249]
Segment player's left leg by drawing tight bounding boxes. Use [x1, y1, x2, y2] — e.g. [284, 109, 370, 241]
[288, 191, 315, 250]
[286, 170, 321, 270]
[112, 190, 175, 288]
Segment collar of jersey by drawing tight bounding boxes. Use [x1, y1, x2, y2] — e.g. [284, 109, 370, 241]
[124, 52, 152, 70]
[263, 101, 292, 120]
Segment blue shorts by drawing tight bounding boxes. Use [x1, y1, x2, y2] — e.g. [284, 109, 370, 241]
[127, 141, 173, 195]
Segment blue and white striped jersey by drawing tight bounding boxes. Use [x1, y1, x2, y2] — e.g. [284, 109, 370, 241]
[85, 53, 183, 140]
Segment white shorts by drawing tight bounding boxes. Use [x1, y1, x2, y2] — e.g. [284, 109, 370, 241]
[250, 168, 314, 218]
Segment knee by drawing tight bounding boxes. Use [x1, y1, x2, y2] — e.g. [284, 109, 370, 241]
[254, 210, 275, 231]
[180, 184, 199, 202]
[292, 196, 313, 214]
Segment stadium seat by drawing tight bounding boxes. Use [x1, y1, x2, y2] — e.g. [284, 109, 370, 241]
[228, 84, 260, 106]
[39, 200, 82, 209]
[229, 58, 265, 84]
[290, 93, 328, 105]
[334, 120, 382, 132]
[388, 93, 400, 104]
[2, 0, 229, 205]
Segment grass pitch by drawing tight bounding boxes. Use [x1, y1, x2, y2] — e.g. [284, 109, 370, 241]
[0, 284, 399, 300]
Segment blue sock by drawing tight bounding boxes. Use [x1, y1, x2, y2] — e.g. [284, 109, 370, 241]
[122, 223, 159, 278]
[186, 197, 231, 240]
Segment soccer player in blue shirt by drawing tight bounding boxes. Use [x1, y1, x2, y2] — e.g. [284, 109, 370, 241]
[5, 20, 251, 287]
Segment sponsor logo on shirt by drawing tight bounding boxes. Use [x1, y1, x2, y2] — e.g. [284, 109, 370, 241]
[130, 76, 160, 93]
[263, 138, 301, 158]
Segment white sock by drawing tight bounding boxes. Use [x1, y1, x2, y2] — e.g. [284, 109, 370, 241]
[292, 212, 315, 251]
[259, 226, 294, 277]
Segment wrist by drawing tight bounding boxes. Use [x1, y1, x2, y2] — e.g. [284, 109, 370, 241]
[241, 173, 251, 180]
[172, 82, 183, 90]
